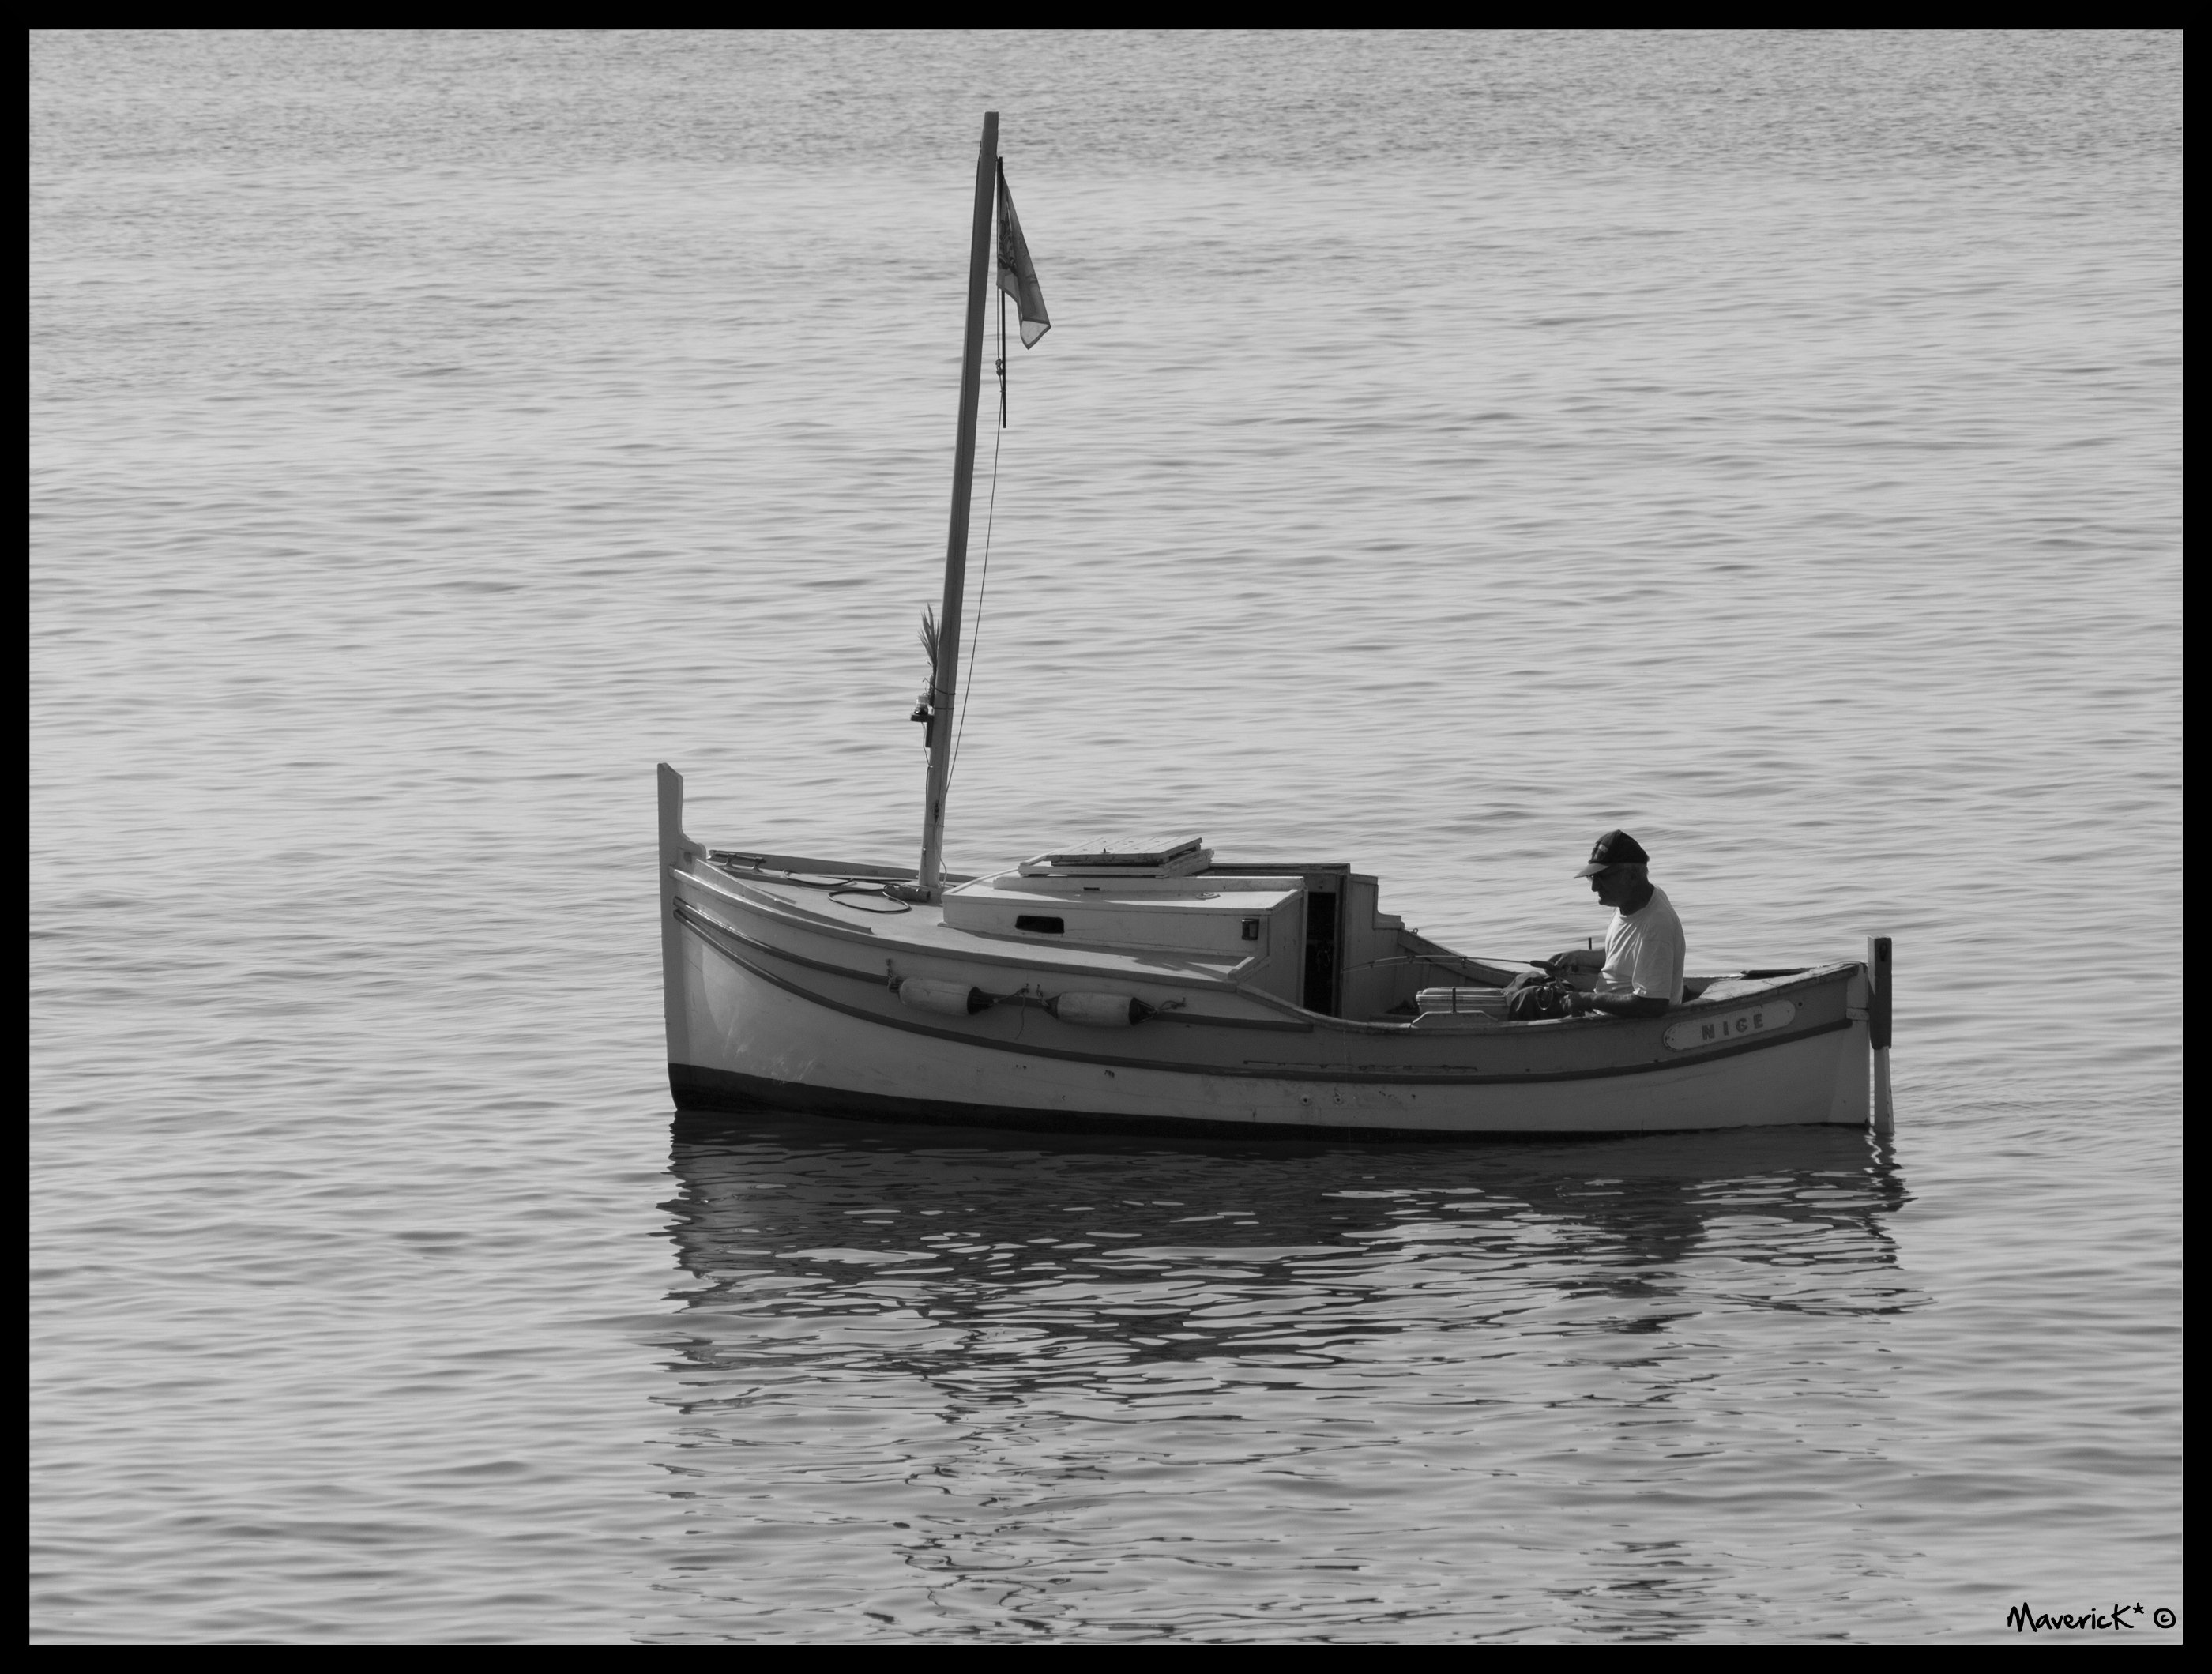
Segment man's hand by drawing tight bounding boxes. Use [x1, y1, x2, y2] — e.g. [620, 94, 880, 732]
[1541, 947, 1605, 974]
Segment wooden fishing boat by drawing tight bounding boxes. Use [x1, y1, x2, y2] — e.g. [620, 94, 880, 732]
[656, 114, 1897, 1140]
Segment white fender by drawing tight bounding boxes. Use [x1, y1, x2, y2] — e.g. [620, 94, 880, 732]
[1045, 992, 1157, 1028]
[898, 977, 992, 1017]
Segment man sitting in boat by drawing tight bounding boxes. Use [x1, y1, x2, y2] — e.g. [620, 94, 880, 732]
[1552, 829, 1686, 1019]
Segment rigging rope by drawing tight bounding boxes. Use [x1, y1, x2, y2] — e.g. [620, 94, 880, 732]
[947, 333, 1003, 794]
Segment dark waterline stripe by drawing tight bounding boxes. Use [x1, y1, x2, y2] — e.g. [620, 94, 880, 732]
[667, 1063, 1816, 1143]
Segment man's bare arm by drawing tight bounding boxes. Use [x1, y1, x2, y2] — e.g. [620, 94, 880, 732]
[1578, 991, 1669, 1019]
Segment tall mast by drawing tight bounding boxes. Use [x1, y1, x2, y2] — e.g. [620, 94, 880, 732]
[918, 111, 998, 901]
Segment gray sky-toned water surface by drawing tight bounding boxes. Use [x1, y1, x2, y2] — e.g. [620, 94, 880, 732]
[31, 31, 2179, 1642]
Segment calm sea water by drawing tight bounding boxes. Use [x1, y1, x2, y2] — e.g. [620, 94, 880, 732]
[30, 32, 2180, 1642]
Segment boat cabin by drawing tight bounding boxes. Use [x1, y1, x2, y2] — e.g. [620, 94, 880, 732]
[939, 834, 1428, 1018]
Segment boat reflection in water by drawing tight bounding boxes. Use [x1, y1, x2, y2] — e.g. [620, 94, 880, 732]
[649, 1117, 1918, 1639]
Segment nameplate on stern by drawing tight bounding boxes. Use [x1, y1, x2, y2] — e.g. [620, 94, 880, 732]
[1664, 1000, 1796, 1051]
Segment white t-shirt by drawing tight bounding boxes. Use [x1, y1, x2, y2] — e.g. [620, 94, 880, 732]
[1597, 883, 1686, 1004]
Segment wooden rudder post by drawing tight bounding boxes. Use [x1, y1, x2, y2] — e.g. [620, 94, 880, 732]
[1868, 934, 1894, 1135]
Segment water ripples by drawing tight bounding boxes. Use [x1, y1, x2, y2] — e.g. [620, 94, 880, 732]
[649, 1123, 1939, 1639]
[32, 29, 2179, 1641]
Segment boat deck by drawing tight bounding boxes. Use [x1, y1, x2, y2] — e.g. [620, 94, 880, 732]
[695, 853, 1263, 985]
[684, 850, 1831, 1034]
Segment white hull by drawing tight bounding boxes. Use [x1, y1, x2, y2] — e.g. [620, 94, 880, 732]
[673, 937, 1869, 1138]
[658, 777, 1876, 1141]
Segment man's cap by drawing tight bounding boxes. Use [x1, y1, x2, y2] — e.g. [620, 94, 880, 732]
[1575, 829, 1650, 877]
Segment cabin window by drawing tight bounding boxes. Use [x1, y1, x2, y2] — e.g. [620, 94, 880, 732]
[1015, 915, 1065, 935]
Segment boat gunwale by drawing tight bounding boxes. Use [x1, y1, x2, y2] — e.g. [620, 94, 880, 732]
[682, 866, 1856, 1032]
[709, 850, 984, 885]
[674, 900, 1315, 1033]
[679, 863, 1276, 995]
[677, 900, 1858, 1086]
